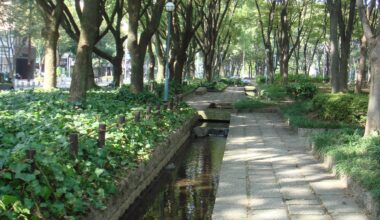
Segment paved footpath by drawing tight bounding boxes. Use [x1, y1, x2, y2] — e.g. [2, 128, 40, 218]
[212, 113, 369, 220]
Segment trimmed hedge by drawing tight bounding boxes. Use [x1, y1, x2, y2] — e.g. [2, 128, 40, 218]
[312, 93, 368, 125]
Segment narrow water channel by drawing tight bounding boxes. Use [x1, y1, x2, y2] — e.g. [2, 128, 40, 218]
[121, 133, 226, 220]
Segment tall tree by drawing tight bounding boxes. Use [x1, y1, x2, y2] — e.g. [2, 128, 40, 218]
[169, 0, 202, 84]
[60, 1, 112, 89]
[327, 0, 340, 93]
[337, 0, 356, 91]
[277, 0, 304, 85]
[127, 0, 164, 93]
[36, 0, 64, 90]
[69, 0, 101, 103]
[254, 0, 277, 83]
[97, 0, 128, 87]
[357, 0, 380, 135]
[196, 0, 235, 82]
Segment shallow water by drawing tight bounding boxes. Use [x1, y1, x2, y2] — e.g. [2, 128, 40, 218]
[121, 136, 226, 220]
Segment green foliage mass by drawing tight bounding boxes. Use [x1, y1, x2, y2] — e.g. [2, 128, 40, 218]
[286, 82, 318, 100]
[0, 89, 195, 219]
[280, 101, 353, 129]
[312, 93, 368, 126]
[312, 130, 380, 202]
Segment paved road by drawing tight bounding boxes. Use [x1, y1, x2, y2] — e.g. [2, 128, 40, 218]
[212, 113, 369, 220]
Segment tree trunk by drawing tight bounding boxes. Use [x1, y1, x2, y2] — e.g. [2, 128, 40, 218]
[112, 56, 123, 87]
[112, 43, 125, 87]
[266, 49, 275, 83]
[356, 35, 367, 93]
[339, 43, 350, 91]
[328, 0, 341, 93]
[86, 60, 97, 89]
[43, 25, 59, 89]
[365, 41, 380, 135]
[127, 0, 164, 93]
[157, 57, 165, 82]
[204, 53, 213, 82]
[69, 0, 100, 103]
[36, 0, 64, 90]
[148, 43, 155, 81]
[173, 53, 186, 84]
[129, 48, 146, 92]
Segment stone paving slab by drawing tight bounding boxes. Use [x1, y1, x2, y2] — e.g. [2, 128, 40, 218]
[212, 113, 369, 220]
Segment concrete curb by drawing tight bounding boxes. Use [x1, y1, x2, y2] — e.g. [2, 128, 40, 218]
[309, 141, 379, 220]
[83, 115, 199, 220]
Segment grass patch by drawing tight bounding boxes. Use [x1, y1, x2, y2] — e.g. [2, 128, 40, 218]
[312, 130, 380, 203]
[234, 97, 273, 110]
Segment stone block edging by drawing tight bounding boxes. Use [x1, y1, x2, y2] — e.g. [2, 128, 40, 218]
[309, 141, 379, 220]
[297, 128, 341, 137]
[83, 114, 199, 220]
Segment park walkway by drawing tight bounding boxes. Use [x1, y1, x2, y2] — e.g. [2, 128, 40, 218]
[212, 112, 369, 220]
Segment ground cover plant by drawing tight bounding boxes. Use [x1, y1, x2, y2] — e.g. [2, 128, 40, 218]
[312, 130, 380, 203]
[0, 89, 195, 219]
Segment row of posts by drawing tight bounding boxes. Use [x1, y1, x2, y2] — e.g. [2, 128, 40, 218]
[25, 95, 184, 161]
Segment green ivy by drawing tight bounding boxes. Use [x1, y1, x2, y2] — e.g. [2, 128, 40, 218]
[0, 89, 195, 219]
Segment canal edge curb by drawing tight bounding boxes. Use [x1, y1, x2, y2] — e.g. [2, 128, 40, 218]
[83, 114, 199, 220]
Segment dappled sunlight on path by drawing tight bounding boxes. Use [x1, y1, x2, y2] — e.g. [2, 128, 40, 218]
[212, 113, 369, 220]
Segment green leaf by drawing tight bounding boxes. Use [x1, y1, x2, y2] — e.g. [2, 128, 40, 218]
[95, 168, 105, 177]
[0, 200, 6, 210]
[15, 173, 36, 182]
[1, 172, 12, 180]
[1, 195, 18, 206]
[9, 162, 29, 174]
[12, 201, 30, 215]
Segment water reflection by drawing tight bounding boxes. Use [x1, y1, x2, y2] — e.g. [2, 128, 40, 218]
[121, 136, 226, 220]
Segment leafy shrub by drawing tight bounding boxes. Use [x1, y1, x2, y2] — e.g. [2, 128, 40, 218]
[260, 84, 287, 100]
[286, 82, 317, 100]
[312, 93, 368, 125]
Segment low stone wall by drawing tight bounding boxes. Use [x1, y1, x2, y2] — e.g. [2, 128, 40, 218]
[197, 109, 231, 121]
[309, 141, 379, 220]
[83, 115, 199, 220]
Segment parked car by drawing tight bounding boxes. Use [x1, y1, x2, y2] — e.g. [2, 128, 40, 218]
[0, 73, 13, 90]
[242, 77, 251, 84]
